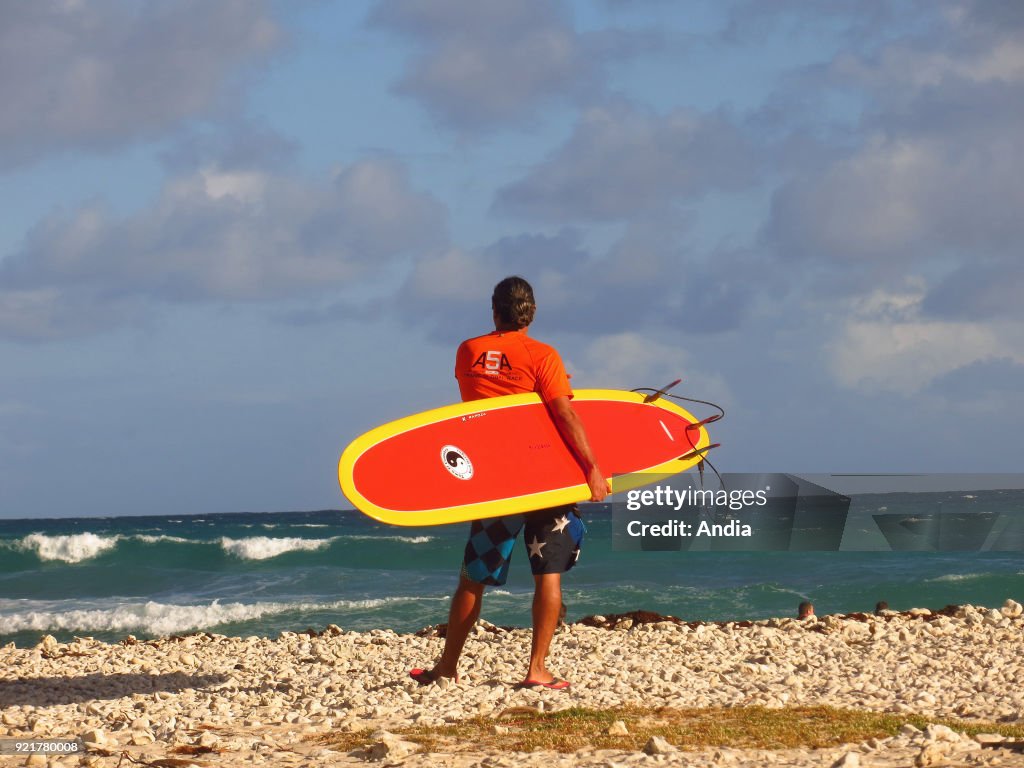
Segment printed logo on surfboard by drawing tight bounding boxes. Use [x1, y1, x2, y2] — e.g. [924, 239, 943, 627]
[440, 445, 474, 480]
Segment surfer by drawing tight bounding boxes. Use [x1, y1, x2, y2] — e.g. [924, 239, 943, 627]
[411, 276, 609, 690]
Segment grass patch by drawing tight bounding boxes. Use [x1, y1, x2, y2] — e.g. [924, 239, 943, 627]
[315, 705, 1024, 755]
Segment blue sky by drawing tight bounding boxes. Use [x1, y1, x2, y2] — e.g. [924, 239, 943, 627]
[2, 0, 1022, 519]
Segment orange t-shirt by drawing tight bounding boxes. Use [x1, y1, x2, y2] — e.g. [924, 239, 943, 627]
[455, 330, 573, 403]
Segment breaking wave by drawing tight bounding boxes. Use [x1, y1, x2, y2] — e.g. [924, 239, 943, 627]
[218, 536, 338, 560]
[0, 595, 438, 636]
[8, 533, 121, 563]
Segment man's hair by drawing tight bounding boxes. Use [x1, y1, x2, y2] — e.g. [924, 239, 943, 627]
[492, 276, 536, 328]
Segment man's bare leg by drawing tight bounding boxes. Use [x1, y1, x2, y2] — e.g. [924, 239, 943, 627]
[426, 573, 485, 680]
[526, 572, 562, 683]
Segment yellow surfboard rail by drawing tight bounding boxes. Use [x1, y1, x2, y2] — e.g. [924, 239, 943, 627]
[338, 388, 712, 526]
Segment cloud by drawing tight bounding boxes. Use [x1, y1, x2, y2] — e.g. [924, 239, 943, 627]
[369, 0, 656, 131]
[927, 357, 1024, 401]
[160, 122, 299, 172]
[760, 0, 1024, 323]
[827, 286, 1023, 394]
[767, 136, 953, 263]
[565, 332, 732, 402]
[921, 262, 1024, 320]
[495, 103, 760, 222]
[0, 159, 446, 341]
[0, 0, 283, 168]
[396, 224, 757, 343]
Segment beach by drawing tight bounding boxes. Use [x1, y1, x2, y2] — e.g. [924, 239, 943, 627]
[2, 604, 1023, 767]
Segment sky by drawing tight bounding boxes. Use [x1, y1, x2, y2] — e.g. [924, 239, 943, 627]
[1, 0, 1022, 519]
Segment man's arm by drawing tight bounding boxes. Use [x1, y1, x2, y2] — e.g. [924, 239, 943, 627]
[547, 395, 610, 502]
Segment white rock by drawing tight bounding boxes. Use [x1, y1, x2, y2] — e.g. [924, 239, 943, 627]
[364, 736, 419, 761]
[642, 736, 675, 755]
[974, 733, 1004, 744]
[197, 730, 220, 748]
[915, 744, 948, 767]
[831, 752, 860, 768]
[606, 720, 629, 736]
[924, 724, 959, 743]
[130, 730, 155, 745]
[1001, 599, 1023, 618]
[81, 728, 106, 745]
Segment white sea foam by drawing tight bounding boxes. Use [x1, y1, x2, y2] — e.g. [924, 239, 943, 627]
[345, 535, 434, 544]
[12, 533, 121, 563]
[133, 535, 192, 545]
[219, 536, 337, 560]
[0, 595, 445, 635]
[292, 524, 329, 529]
[928, 573, 985, 583]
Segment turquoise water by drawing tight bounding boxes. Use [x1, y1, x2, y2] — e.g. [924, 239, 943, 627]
[1, 497, 1022, 647]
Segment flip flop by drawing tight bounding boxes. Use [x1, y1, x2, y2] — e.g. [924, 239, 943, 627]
[516, 678, 571, 690]
[409, 668, 459, 686]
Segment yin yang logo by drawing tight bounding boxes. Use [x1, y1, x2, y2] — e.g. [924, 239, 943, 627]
[440, 445, 473, 480]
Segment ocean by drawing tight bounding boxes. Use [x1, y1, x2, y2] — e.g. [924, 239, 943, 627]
[2, 491, 1022, 648]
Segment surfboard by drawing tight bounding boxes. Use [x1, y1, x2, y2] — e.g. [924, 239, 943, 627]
[338, 388, 715, 526]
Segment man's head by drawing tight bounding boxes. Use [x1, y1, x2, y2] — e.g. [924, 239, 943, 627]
[492, 276, 536, 330]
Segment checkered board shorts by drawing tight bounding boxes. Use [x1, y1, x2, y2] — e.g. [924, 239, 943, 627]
[461, 504, 585, 586]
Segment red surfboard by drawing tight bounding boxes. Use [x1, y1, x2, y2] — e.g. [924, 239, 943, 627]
[338, 389, 714, 526]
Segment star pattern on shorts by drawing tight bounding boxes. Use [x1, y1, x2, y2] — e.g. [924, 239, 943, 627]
[551, 514, 570, 534]
[527, 536, 546, 559]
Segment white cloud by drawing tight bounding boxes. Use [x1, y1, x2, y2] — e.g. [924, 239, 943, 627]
[369, 0, 654, 131]
[495, 103, 759, 222]
[0, 159, 447, 340]
[200, 170, 268, 203]
[402, 248, 495, 303]
[833, 36, 1024, 89]
[762, 3, 1024, 329]
[828, 287, 1023, 394]
[567, 332, 730, 401]
[0, 1, 282, 168]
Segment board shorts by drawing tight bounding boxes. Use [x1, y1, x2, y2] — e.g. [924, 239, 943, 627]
[461, 504, 585, 587]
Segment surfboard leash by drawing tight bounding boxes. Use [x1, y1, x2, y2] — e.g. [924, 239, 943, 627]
[631, 385, 727, 492]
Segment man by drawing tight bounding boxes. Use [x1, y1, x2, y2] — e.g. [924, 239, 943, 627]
[410, 276, 609, 690]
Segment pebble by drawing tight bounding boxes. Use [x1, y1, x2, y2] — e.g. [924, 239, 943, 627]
[0, 604, 1022, 767]
[606, 720, 629, 736]
[642, 736, 676, 755]
[831, 752, 859, 768]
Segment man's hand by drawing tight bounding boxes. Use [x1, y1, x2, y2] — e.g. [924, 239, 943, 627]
[547, 396, 611, 502]
[585, 465, 610, 502]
